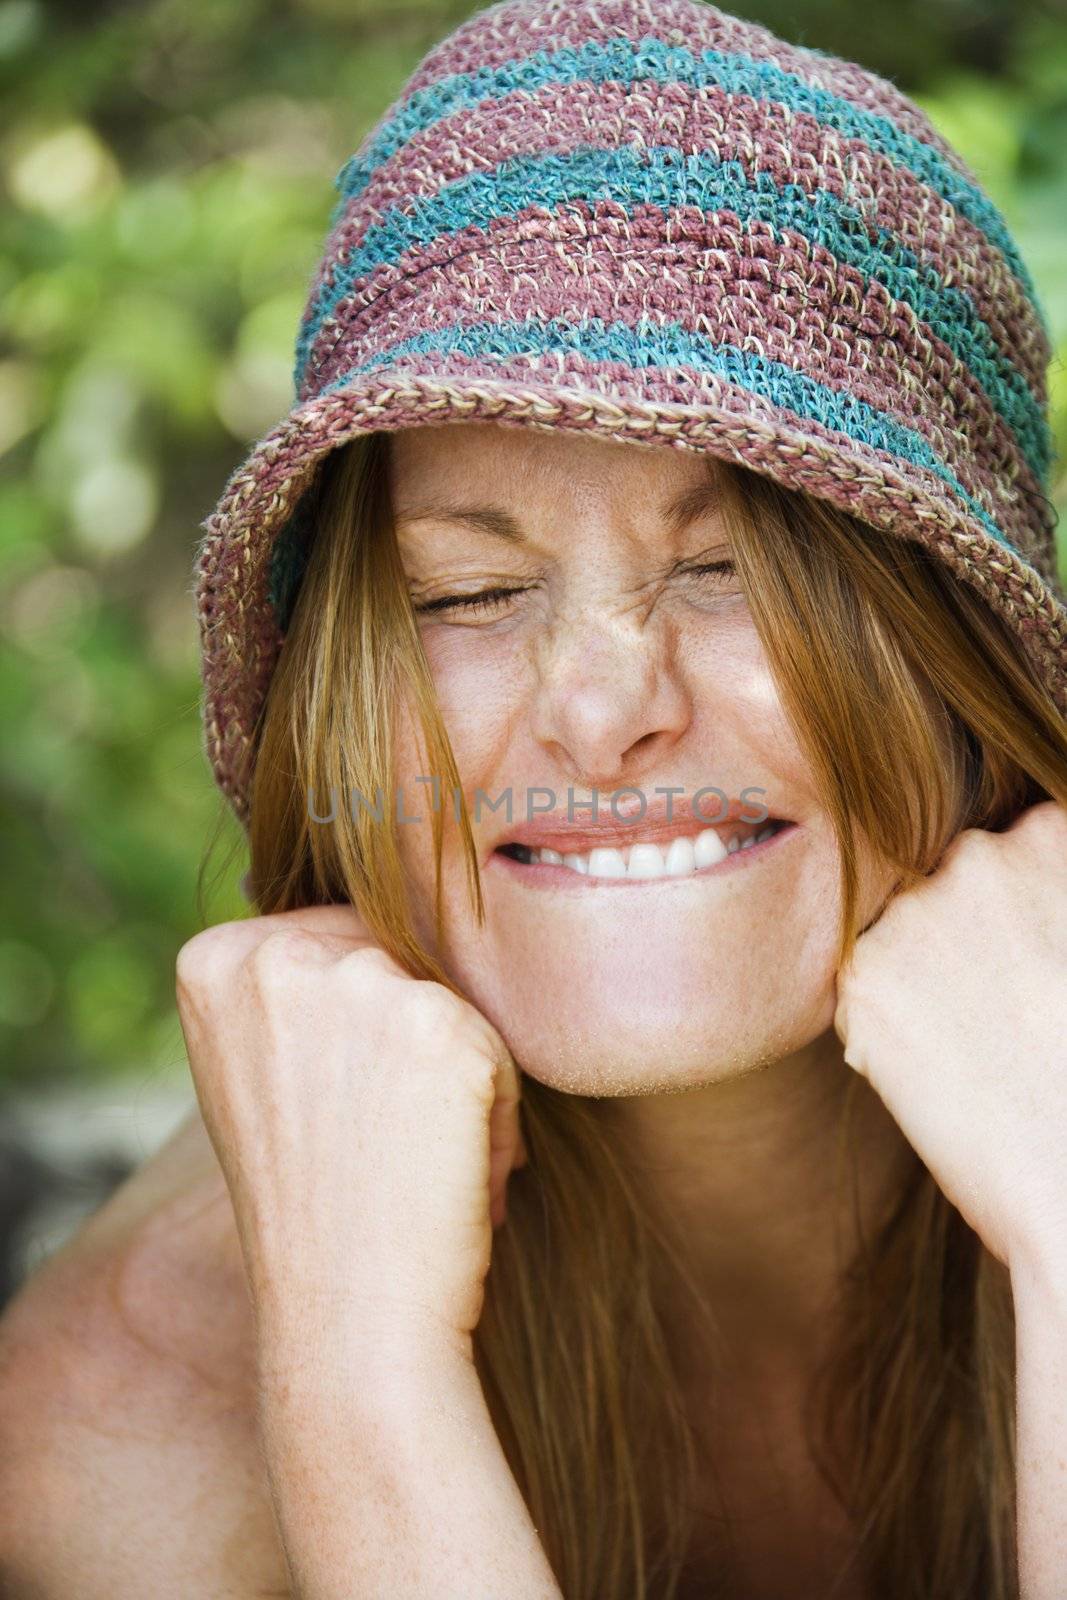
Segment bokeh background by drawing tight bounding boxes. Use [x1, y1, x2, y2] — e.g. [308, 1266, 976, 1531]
[1, 0, 1066, 1293]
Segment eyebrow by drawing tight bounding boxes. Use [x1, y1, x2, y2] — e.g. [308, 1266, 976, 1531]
[395, 479, 722, 543]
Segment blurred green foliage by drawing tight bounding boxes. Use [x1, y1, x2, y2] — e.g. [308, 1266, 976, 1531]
[1, 0, 1065, 1088]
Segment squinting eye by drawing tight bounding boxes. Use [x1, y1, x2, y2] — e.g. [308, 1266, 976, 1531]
[686, 559, 736, 582]
[678, 558, 745, 609]
[413, 585, 529, 616]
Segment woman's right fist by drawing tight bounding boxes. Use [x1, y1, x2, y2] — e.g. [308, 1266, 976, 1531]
[174, 903, 527, 1363]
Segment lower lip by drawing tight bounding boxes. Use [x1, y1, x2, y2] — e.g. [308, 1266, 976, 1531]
[488, 823, 799, 888]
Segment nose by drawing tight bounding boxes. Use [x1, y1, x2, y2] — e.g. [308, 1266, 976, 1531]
[528, 607, 691, 788]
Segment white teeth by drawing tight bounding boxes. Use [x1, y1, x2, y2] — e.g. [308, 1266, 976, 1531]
[524, 822, 783, 879]
[626, 842, 666, 878]
[586, 846, 628, 877]
[693, 827, 728, 868]
[663, 835, 696, 875]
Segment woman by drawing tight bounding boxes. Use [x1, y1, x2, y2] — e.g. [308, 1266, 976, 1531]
[1, 0, 1066, 1596]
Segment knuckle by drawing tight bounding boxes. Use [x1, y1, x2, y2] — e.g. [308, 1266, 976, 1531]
[949, 824, 993, 855]
[937, 824, 996, 875]
[175, 921, 246, 999]
[245, 926, 319, 980]
[462, 1044, 507, 1108]
[340, 943, 400, 977]
[333, 944, 404, 1000]
[413, 983, 479, 1039]
[1013, 799, 1066, 838]
[393, 978, 492, 1056]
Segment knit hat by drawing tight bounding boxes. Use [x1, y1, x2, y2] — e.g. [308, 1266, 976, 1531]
[195, 0, 1067, 828]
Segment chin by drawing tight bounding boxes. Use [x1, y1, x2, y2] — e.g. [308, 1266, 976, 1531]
[409, 831, 846, 1095]
[449, 964, 837, 1098]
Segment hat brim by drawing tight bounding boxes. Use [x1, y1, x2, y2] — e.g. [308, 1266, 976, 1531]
[195, 364, 1067, 826]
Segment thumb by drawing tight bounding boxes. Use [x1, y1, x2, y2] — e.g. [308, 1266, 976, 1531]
[831, 961, 874, 1082]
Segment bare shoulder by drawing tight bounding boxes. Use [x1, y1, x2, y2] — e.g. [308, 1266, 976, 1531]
[3, 1101, 255, 1393]
[0, 1104, 291, 1599]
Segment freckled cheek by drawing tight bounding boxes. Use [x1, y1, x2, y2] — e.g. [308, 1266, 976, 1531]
[392, 633, 529, 942]
[419, 629, 531, 766]
[682, 619, 815, 803]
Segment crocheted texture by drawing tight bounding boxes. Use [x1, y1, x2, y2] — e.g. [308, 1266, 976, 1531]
[196, 0, 1067, 827]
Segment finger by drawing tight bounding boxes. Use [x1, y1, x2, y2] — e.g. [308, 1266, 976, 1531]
[832, 992, 849, 1052]
[488, 1091, 523, 1183]
[268, 901, 377, 945]
[831, 969, 855, 1058]
[488, 1053, 525, 1226]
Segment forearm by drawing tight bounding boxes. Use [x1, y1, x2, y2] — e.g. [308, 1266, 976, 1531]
[254, 1321, 563, 1600]
[1012, 1242, 1067, 1598]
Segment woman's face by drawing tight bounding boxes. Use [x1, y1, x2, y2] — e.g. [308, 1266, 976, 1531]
[386, 422, 892, 1094]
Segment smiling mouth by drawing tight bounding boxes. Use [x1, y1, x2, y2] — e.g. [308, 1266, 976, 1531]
[494, 819, 795, 882]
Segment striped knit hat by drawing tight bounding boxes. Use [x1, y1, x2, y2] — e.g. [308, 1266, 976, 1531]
[196, 0, 1067, 826]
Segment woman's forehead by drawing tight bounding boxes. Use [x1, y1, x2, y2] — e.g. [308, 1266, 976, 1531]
[387, 421, 724, 509]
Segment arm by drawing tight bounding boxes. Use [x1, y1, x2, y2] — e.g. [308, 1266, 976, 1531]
[174, 907, 550, 1600]
[0, 1233, 292, 1600]
[1012, 1242, 1067, 1599]
[826, 806, 1067, 1592]
[256, 1318, 562, 1600]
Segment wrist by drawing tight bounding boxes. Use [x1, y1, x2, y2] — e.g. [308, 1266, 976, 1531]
[253, 1293, 477, 1409]
[255, 1318, 503, 1533]
[254, 1308, 562, 1600]
[1009, 1222, 1067, 1324]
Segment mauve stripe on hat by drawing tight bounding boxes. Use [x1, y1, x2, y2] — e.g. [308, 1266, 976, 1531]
[299, 152, 1048, 478]
[195, 0, 1067, 827]
[315, 76, 1042, 384]
[305, 214, 1046, 526]
[308, 142, 1045, 429]
[402, 1, 982, 168]
[327, 38, 1034, 299]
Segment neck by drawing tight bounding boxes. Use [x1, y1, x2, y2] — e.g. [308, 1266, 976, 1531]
[596, 1030, 920, 1381]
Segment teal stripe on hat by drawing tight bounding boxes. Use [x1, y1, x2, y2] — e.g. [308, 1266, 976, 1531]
[320, 314, 1017, 554]
[330, 35, 1039, 315]
[296, 146, 1051, 484]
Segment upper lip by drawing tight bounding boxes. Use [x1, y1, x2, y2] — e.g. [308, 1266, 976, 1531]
[490, 794, 789, 857]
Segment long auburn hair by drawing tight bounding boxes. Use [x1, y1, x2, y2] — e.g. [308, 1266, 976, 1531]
[211, 425, 1067, 1599]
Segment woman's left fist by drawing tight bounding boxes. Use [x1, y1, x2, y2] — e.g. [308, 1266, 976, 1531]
[833, 800, 1067, 1272]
